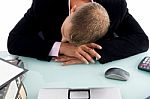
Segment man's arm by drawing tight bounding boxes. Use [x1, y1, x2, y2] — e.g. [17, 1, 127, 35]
[7, 3, 54, 61]
[96, 12, 149, 64]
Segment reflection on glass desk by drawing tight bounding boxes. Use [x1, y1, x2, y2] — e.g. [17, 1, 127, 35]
[1, 51, 150, 99]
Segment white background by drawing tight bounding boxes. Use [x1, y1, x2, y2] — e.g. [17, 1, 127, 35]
[0, 0, 150, 51]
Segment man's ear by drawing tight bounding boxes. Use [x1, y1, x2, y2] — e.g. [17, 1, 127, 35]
[71, 5, 77, 14]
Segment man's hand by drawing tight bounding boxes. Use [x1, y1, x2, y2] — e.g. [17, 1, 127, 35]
[59, 42, 102, 64]
[54, 55, 83, 65]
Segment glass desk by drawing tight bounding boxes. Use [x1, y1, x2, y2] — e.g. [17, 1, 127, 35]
[1, 51, 150, 99]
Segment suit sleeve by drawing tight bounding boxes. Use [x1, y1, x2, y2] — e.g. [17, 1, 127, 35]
[96, 11, 149, 64]
[7, 0, 53, 61]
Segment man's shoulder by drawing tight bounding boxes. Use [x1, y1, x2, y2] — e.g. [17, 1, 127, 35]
[31, 0, 68, 14]
[95, 0, 127, 10]
[32, 0, 66, 7]
[95, 0, 127, 19]
[95, 0, 128, 35]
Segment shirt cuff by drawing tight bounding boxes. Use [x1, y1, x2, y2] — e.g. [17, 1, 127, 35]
[49, 42, 61, 56]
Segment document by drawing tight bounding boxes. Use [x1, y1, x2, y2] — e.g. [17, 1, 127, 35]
[0, 58, 27, 89]
[37, 87, 122, 99]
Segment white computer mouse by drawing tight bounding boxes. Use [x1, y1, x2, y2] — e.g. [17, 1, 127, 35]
[105, 67, 130, 81]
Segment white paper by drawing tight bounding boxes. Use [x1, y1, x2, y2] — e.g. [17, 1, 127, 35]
[37, 87, 122, 99]
[5, 80, 18, 99]
[0, 59, 24, 88]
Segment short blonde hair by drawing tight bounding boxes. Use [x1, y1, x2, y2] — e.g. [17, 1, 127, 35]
[69, 2, 110, 45]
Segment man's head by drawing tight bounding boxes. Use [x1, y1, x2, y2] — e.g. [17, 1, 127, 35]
[61, 2, 110, 45]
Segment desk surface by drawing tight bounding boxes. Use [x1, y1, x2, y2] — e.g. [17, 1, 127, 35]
[1, 51, 150, 99]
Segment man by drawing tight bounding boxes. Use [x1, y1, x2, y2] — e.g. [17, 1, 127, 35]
[7, 0, 149, 65]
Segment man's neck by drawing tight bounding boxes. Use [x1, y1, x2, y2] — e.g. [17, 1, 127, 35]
[70, 0, 92, 9]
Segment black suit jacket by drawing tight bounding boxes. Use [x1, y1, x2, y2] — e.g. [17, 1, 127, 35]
[7, 0, 149, 63]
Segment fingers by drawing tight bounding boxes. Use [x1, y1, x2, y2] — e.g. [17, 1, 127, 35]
[62, 59, 83, 66]
[55, 55, 95, 65]
[54, 56, 84, 65]
[78, 49, 95, 64]
[80, 45, 101, 61]
[54, 56, 75, 62]
[86, 43, 102, 49]
[71, 43, 102, 64]
[75, 51, 90, 64]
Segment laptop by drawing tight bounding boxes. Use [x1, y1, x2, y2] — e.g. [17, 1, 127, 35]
[37, 87, 122, 99]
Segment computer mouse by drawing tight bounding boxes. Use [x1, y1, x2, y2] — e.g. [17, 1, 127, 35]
[105, 67, 130, 81]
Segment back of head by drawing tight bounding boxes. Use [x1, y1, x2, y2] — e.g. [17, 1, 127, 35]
[69, 2, 110, 45]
